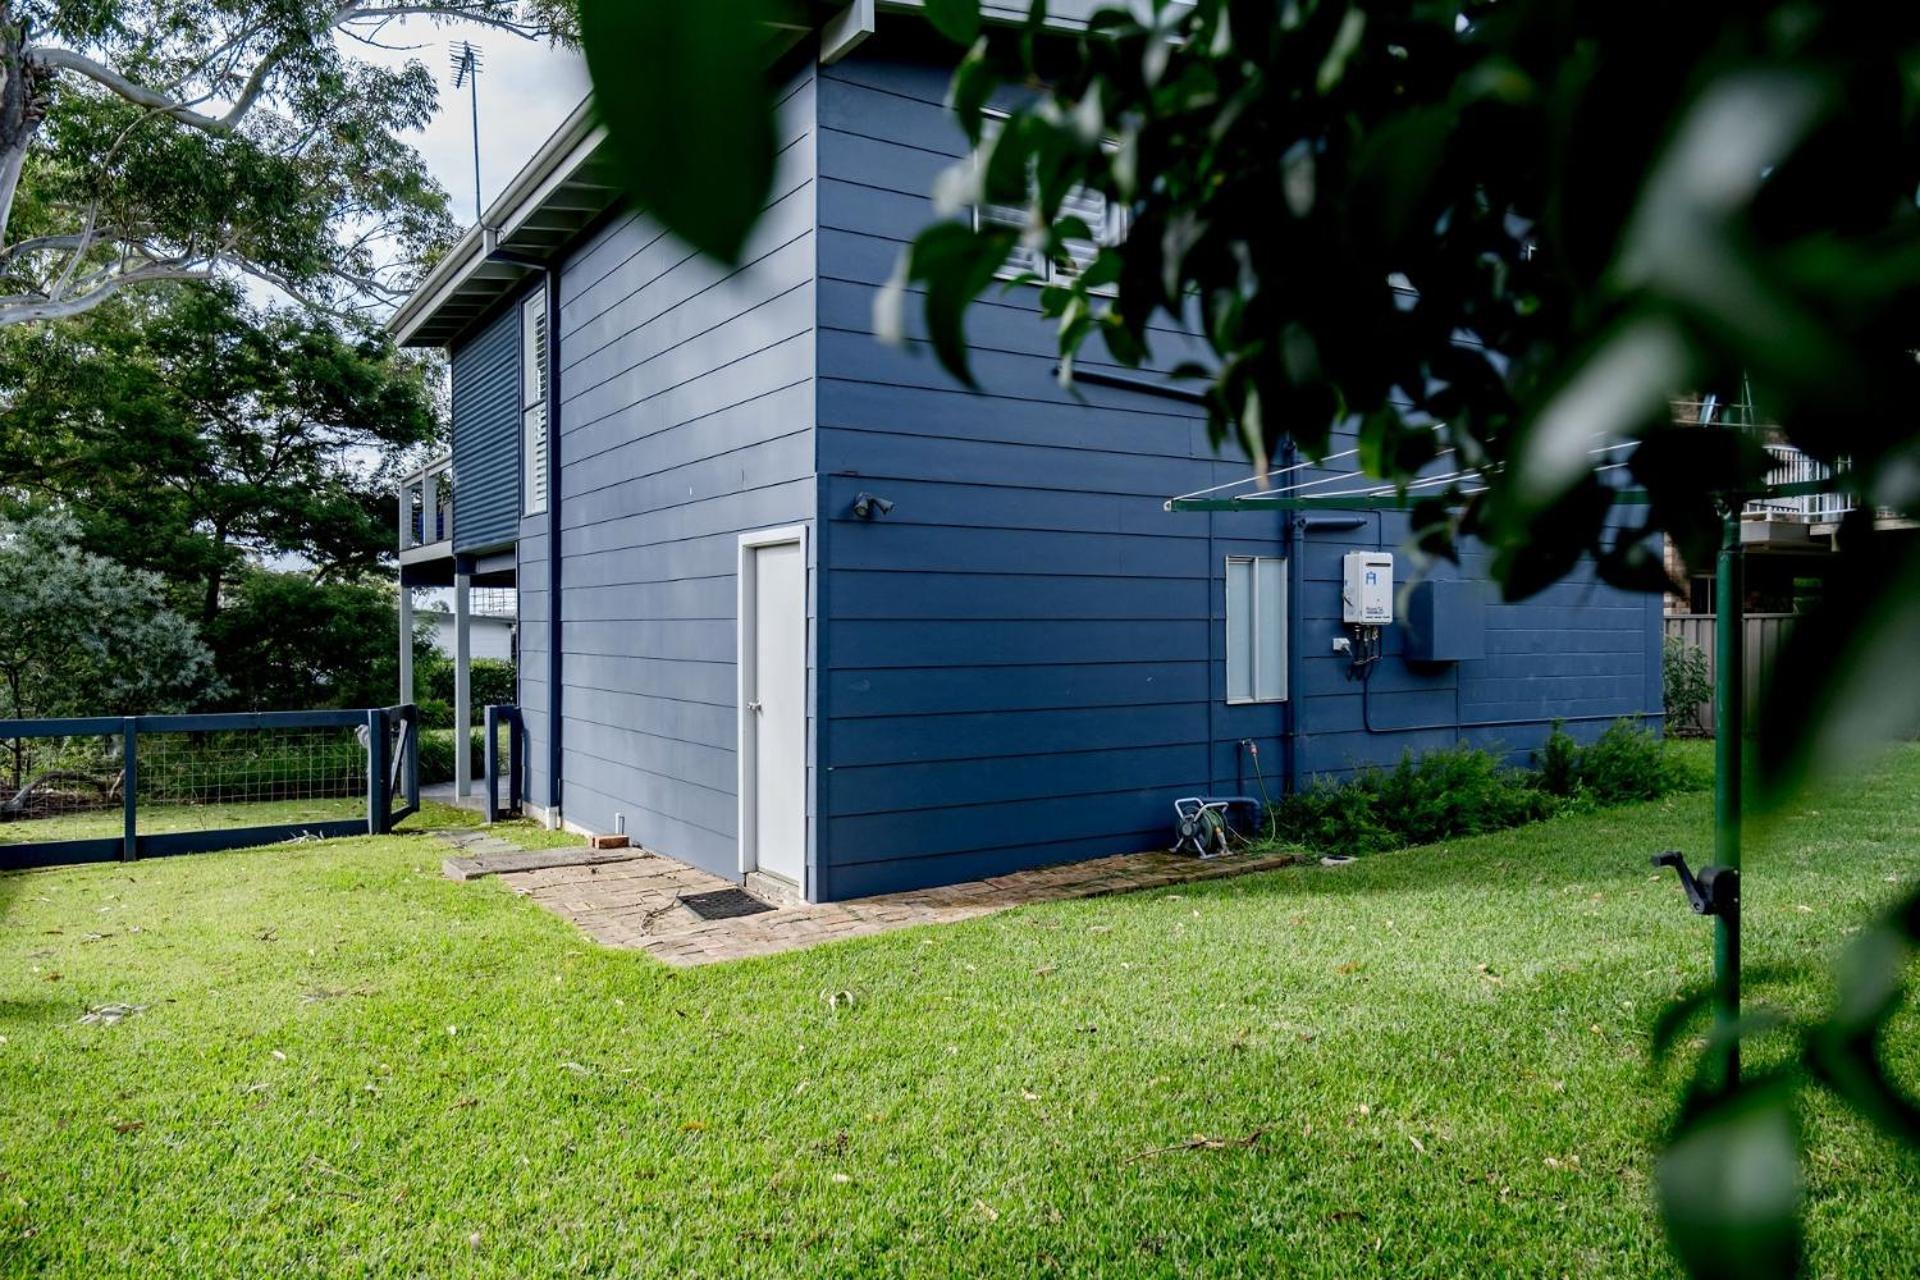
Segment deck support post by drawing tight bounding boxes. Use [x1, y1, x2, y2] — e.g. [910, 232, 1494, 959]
[454, 569, 473, 798]
[397, 582, 414, 706]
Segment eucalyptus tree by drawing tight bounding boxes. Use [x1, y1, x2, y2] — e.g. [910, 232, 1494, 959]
[577, 1, 1920, 1273]
[0, 0, 576, 327]
[0, 282, 439, 625]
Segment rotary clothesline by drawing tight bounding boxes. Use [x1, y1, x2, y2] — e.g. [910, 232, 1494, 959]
[1161, 433, 1864, 1095]
[1164, 441, 1641, 511]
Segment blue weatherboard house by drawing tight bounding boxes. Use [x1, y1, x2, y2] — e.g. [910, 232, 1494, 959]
[390, 2, 1663, 902]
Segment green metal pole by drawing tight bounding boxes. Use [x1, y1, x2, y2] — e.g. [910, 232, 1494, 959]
[1714, 508, 1744, 1086]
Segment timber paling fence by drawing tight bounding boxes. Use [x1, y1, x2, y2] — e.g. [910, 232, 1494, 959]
[1663, 614, 1797, 736]
[0, 706, 420, 873]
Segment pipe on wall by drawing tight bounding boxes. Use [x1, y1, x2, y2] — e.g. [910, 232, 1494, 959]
[543, 266, 562, 823]
[485, 245, 564, 822]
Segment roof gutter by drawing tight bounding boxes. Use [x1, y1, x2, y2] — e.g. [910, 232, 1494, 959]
[387, 97, 604, 347]
[389, 3, 1116, 347]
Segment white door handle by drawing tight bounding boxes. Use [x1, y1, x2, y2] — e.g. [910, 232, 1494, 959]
[746, 701, 763, 713]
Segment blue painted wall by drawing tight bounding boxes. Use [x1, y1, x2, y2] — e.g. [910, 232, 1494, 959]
[517, 63, 821, 882]
[810, 38, 1661, 899]
[448, 301, 523, 555]
[452, 32, 1660, 901]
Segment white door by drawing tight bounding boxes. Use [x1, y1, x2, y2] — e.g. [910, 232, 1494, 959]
[744, 537, 806, 885]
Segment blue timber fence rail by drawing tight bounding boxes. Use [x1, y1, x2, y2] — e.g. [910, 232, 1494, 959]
[0, 705, 420, 873]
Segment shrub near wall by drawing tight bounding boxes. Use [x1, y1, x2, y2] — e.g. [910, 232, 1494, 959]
[1273, 720, 1700, 856]
[1662, 635, 1712, 736]
[417, 725, 513, 787]
[418, 658, 516, 730]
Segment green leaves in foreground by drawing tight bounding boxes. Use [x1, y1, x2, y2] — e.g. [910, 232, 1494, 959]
[1658, 1083, 1804, 1280]
[924, 0, 984, 44]
[579, 0, 796, 264]
[1656, 883, 1920, 1280]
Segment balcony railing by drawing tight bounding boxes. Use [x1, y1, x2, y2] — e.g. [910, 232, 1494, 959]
[1746, 444, 1853, 523]
[1670, 396, 1856, 525]
[400, 455, 453, 554]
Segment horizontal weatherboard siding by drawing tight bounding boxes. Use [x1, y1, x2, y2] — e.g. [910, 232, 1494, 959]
[813, 38, 1275, 898]
[516, 62, 821, 884]
[810, 35, 1661, 898]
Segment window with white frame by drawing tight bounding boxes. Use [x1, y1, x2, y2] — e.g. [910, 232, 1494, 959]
[521, 292, 549, 516]
[973, 112, 1129, 287]
[1225, 556, 1287, 704]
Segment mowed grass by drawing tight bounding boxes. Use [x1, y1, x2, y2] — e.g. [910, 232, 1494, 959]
[1, 745, 1917, 1277]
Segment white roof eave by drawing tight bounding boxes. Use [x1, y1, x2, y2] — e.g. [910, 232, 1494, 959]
[389, 2, 1117, 347]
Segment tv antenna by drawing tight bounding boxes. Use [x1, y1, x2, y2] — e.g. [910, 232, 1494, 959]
[450, 41, 485, 225]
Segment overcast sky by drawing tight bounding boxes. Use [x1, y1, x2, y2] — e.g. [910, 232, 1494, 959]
[350, 21, 592, 229]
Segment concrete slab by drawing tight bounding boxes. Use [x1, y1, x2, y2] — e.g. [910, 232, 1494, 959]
[434, 827, 1304, 966]
[440, 845, 648, 882]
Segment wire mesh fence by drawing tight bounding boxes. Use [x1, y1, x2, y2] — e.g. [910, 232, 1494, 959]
[0, 708, 419, 868]
[0, 733, 124, 829]
[135, 725, 369, 832]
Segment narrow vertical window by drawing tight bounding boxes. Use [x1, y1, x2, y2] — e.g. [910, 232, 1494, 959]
[1225, 556, 1287, 704]
[521, 292, 549, 516]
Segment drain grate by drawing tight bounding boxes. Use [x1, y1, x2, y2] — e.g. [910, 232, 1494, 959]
[679, 888, 775, 921]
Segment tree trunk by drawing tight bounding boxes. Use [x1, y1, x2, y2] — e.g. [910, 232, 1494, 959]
[0, 4, 50, 255]
[202, 531, 226, 629]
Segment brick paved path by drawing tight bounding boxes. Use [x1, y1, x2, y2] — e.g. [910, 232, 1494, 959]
[448, 834, 1301, 966]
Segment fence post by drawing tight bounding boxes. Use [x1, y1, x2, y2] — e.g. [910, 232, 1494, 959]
[483, 704, 500, 823]
[366, 707, 390, 836]
[510, 706, 523, 816]
[404, 704, 419, 815]
[121, 717, 137, 863]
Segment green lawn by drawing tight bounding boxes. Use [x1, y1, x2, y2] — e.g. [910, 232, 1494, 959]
[2, 745, 1916, 1276]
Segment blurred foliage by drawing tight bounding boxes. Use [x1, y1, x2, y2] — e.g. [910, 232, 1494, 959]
[582, 1, 1920, 1273]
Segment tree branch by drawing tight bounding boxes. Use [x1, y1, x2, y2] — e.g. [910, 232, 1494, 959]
[0, 2, 565, 323]
[0, 262, 216, 327]
[25, 47, 238, 132]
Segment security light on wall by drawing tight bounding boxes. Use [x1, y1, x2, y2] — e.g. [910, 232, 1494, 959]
[850, 492, 893, 520]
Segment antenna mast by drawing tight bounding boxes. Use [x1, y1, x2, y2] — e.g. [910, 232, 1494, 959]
[450, 41, 485, 225]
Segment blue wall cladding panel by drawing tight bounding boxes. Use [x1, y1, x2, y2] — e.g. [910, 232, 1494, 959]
[812, 36, 1662, 898]
[449, 298, 525, 554]
[814, 38, 1278, 899]
[1403, 578, 1487, 663]
[514, 62, 820, 883]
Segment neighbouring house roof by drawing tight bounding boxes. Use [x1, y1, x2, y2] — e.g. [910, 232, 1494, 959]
[388, 1, 1128, 348]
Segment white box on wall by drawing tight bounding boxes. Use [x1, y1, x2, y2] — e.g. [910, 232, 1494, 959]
[1342, 551, 1394, 624]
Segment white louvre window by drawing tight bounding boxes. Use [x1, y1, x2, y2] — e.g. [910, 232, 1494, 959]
[1225, 556, 1287, 704]
[972, 112, 1127, 289]
[521, 292, 549, 516]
